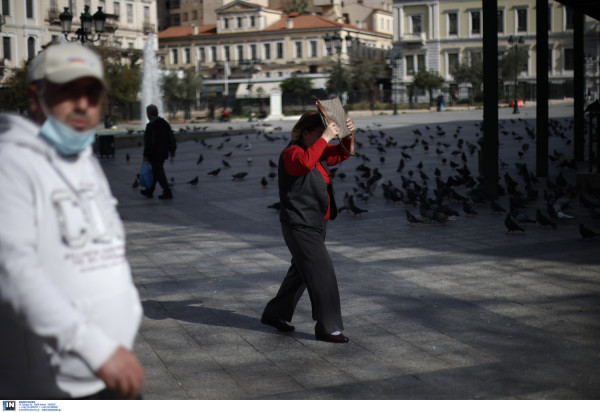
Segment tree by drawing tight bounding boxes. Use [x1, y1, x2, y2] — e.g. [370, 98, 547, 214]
[284, 0, 309, 14]
[450, 52, 484, 102]
[280, 75, 313, 109]
[348, 58, 387, 109]
[412, 70, 445, 106]
[161, 68, 203, 119]
[499, 46, 529, 95]
[0, 63, 29, 114]
[325, 62, 352, 96]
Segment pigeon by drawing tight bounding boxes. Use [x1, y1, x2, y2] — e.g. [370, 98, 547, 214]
[405, 210, 423, 224]
[126, 153, 130, 162]
[267, 202, 281, 210]
[132, 174, 139, 189]
[348, 195, 368, 215]
[269, 159, 277, 168]
[261, 177, 268, 187]
[196, 154, 204, 165]
[490, 200, 506, 214]
[223, 151, 232, 157]
[232, 172, 248, 181]
[579, 223, 599, 239]
[187, 176, 199, 185]
[207, 168, 221, 176]
[222, 160, 231, 168]
[462, 201, 478, 215]
[505, 213, 524, 233]
[536, 209, 557, 228]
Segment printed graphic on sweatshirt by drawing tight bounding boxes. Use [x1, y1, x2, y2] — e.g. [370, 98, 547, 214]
[51, 188, 126, 272]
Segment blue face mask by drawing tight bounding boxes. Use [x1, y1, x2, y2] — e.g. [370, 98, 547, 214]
[40, 115, 96, 156]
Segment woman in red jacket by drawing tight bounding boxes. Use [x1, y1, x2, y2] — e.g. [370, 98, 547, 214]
[261, 111, 355, 343]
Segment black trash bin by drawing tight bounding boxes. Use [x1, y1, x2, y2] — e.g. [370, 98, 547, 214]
[97, 134, 115, 158]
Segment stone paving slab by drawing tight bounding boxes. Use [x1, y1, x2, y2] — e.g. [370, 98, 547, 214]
[99, 104, 600, 400]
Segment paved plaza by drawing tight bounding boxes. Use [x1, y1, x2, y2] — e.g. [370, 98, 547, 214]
[99, 104, 599, 400]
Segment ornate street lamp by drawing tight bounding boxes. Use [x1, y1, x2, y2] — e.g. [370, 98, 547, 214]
[60, 5, 106, 45]
[386, 52, 402, 115]
[508, 35, 524, 114]
[324, 32, 352, 96]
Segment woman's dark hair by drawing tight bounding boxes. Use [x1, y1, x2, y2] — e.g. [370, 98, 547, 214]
[291, 111, 323, 143]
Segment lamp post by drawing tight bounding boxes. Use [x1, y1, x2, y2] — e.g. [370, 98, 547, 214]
[386, 52, 402, 115]
[508, 35, 524, 114]
[59, 5, 106, 45]
[323, 32, 352, 97]
[240, 59, 260, 119]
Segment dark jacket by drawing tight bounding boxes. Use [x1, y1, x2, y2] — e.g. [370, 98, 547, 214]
[143, 117, 176, 162]
[278, 143, 338, 228]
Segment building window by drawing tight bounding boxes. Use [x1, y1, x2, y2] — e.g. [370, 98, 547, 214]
[224, 46, 230, 61]
[171, 14, 180, 25]
[126, 3, 133, 23]
[276, 42, 284, 59]
[27, 37, 35, 60]
[183, 12, 188, 22]
[1, 0, 10, 15]
[192, 10, 197, 20]
[410, 15, 422, 34]
[564, 48, 574, 71]
[26, 0, 34, 18]
[448, 13, 457, 36]
[199, 47, 205, 62]
[224, 18, 229, 29]
[237, 45, 243, 61]
[448, 53, 459, 74]
[417, 54, 425, 72]
[310, 40, 317, 57]
[114, 2, 120, 17]
[250, 16, 255, 27]
[471, 11, 481, 35]
[210, 46, 216, 62]
[3, 37, 11, 61]
[517, 9, 527, 32]
[171, 49, 178, 65]
[184, 48, 190, 64]
[497, 10, 504, 33]
[565, 7, 573, 30]
[263, 43, 271, 60]
[295, 41, 302, 58]
[237, 16, 243, 28]
[405, 55, 414, 75]
[250, 44, 257, 60]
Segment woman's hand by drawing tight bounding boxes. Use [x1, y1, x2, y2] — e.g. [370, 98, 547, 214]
[321, 122, 340, 143]
[346, 118, 355, 135]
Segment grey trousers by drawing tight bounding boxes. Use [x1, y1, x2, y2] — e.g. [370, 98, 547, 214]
[263, 221, 344, 334]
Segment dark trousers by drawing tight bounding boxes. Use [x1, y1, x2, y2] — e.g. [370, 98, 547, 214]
[263, 221, 344, 334]
[150, 160, 170, 194]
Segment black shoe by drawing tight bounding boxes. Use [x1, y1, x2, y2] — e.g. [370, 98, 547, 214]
[261, 314, 295, 332]
[158, 192, 173, 200]
[140, 189, 153, 198]
[315, 330, 349, 343]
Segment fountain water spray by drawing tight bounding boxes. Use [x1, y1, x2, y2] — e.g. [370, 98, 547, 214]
[141, 33, 164, 123]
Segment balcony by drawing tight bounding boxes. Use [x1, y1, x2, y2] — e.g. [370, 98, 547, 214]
[400, 32, 426, 45]
[143, 22, 155, 33]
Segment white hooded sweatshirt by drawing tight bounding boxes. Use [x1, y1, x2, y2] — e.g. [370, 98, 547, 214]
[0, 114, 142, 398]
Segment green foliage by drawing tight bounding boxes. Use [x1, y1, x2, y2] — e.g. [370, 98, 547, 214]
[0, 63, 29, 113]
[451, 53, 483, 100]
[284, 0, 309, 14]
[499, 46, 529, 82]
[325, 62, 352, 95]
[349, 58, 386, 94]
[161, 68, 203, 119]
[280, 75, 313, 97]
[412, 69, 445, 104]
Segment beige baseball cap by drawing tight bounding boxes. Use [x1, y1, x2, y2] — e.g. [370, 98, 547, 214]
[27, 43, 105, 87]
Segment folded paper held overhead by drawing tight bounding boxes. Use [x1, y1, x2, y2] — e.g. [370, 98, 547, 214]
[315, 96, 355, 156]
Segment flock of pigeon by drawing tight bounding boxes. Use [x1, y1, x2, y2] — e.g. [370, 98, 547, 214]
[130, 117, 600, 240]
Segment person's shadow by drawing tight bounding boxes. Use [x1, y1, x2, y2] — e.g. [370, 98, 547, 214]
[142, 299, 313, 340]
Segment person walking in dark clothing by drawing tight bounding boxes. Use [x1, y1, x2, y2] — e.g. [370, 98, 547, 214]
[261, 111, 355, 343]
[141, 104, 176, 199]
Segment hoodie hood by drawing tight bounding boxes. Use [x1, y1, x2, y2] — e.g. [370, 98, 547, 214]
[0, 113, 91, 160]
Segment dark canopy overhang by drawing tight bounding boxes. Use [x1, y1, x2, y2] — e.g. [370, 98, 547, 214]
[555, 0, 600, 21]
